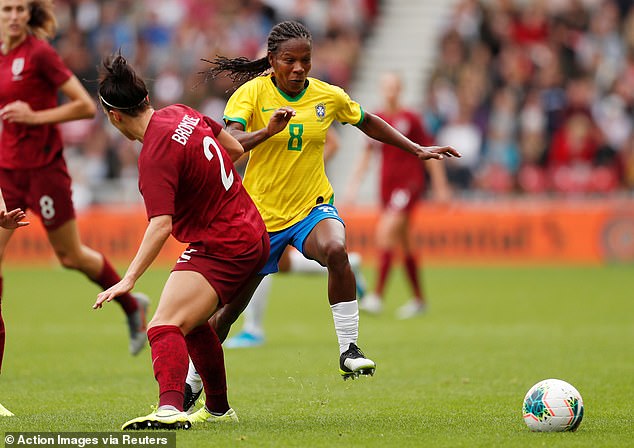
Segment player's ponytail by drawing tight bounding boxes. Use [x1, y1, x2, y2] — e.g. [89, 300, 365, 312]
[98, 53, 150, 116]
[28, 0, 57, 40]
[202, 55, 271, 86]
[203, 20, 312, 86]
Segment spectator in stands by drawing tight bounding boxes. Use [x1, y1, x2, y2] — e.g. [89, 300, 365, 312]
[32, 0, 634, 197]
[43, 0, 373, 205]
[477, 87, 520, 192]
[433, 0, 634, 195]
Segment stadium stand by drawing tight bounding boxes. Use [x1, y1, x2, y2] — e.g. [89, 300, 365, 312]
[49, 0, 634, 205]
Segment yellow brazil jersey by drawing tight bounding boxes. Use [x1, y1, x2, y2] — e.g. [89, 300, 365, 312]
[224, 74, 364, 232]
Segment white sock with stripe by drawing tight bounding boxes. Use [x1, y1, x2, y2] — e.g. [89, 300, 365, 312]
[242, 274, 272, 337]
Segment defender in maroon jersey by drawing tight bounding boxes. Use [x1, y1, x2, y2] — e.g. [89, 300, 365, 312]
[95, 54, 268, 430]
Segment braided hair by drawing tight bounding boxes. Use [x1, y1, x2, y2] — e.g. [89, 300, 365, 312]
[98, 53, 149, 116]
[203, 20, 312, 85]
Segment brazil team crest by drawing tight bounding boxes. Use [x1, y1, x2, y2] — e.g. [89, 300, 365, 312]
[315, 102, 326, 122]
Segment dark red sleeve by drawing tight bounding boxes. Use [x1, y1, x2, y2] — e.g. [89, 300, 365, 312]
[203, 116, 223, 136]
[35, 42, 72, 88]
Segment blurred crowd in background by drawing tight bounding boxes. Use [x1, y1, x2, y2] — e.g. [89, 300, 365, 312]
[430, 0, 634, 195]
[49, 0, 634, 206]
[51, 0, 378, 208]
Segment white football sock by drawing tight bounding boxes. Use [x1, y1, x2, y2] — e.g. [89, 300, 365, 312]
[289, 250, 362, 273]
[289, 249, 326, 273]
[186, 358, 202, 393]
[330, 300, 359, 354]
[241, 274, 272, 337]
[348, 252, 362, 271]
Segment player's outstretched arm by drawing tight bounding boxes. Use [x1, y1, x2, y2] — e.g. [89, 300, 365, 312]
[93, 215, 172, 309]
[226, 107, 296, 151]
[358, 112, 461, 160]
[217, 129, 245, 163]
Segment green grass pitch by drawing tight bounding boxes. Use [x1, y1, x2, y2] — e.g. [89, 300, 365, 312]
[0, 264, 632, 447]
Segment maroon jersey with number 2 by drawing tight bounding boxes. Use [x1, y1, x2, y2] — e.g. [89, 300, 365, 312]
[139, 104, 265, 257]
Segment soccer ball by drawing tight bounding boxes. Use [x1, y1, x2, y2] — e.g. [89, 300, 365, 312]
[522, 379, 584, 432]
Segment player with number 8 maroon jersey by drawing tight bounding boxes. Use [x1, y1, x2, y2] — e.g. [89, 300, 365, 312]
[95, 53, 268, 430]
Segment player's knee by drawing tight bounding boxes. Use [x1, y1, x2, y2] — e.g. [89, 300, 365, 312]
[148, 316, 188, 334]
[322, 241, 348, 270]
[209, 313, 231, 342]
[55, 251, 81, 270]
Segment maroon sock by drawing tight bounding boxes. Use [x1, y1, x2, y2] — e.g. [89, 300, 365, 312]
[95, 256, 138, 315]
[185, 323, 229, 414]
[376, 250, 393, 296]
[0, 277, 4, 373]
[147, 325, 187, 410]
[404, 253, 423, 300]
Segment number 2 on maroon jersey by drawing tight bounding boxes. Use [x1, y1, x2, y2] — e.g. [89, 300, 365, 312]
[203, 136, 234, 191]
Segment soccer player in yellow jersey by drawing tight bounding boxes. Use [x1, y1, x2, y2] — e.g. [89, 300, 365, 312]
[186, 20, 459, 398]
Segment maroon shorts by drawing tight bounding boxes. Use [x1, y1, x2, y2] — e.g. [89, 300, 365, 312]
[381, 186, 422, 213]
[172, 233, 270, 305]
[0, 156, 75, 230]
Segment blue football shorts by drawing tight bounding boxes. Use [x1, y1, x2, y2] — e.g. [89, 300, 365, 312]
[260, 203, 345, 275]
